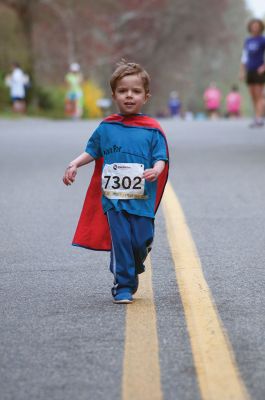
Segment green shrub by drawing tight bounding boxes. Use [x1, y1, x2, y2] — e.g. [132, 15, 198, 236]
[36, 86, 65, 110]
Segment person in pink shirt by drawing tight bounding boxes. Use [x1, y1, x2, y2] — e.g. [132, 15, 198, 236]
[204, 82, 222, 119]
[226, 85, 241, 118]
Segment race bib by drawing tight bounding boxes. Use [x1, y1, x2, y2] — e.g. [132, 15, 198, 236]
[102, 163, 147, 199]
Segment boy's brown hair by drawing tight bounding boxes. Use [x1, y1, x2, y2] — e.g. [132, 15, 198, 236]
[247, 18, 265, 34]
[110, 60, 150, 94]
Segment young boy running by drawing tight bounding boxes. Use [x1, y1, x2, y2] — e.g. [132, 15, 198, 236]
[63, 61, 169, 304]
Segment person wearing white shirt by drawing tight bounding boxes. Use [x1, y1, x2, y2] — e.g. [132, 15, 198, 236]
[5, 62, 29, 113]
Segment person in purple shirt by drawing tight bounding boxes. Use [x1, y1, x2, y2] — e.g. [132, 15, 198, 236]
[168, 91, 182, 117]
[240, 18, 265, 127]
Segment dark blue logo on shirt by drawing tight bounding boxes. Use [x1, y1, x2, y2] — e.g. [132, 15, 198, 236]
[103, 145, 121, 155]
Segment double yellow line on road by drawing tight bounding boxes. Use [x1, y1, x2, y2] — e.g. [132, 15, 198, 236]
[122, 181, 249, 400]
[163, 182, 249, 400]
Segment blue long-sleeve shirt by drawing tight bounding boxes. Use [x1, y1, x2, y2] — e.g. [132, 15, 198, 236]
[241, 36, 265, 71]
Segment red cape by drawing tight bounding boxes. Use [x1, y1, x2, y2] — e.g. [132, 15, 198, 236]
[72, 114, 169, 251]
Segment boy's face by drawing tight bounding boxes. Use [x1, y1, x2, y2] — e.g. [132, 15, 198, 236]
[112, 74, 149, 115]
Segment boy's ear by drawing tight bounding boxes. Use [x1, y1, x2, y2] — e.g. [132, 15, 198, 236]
[144, 93, 151, 103]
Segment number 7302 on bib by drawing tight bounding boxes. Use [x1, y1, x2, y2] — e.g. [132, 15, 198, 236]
[102, 163, 147, 200]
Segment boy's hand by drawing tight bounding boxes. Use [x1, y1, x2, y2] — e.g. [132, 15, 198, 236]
[143, 160, 166, 182]
[62, 153, 94, 186]
[63, 164, 77, 186]
[143, 168, 159, 182]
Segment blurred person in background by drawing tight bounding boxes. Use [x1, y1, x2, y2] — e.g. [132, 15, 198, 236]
[184, 110, 194, 121]
[226, 85, 241, 118]
[240, 18, 265, 128]
[168, 91, 182, 117]
[5, 62, 29, 113]
[203, 82, 222, 119]
[65, 62, 84, 119]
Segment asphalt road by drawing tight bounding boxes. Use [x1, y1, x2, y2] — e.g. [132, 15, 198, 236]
[0, 117, 265, 400]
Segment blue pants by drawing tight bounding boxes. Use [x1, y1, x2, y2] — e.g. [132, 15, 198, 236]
[107, 210, 154, 296]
